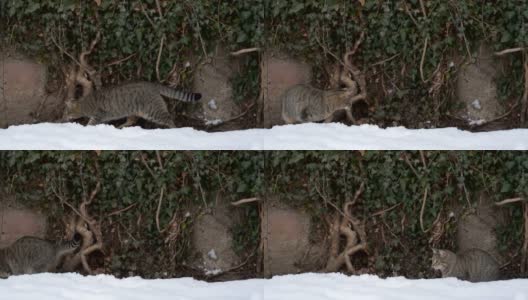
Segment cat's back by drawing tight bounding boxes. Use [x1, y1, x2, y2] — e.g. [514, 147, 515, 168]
[93, 81, 158, 99]
[459, 248, 500, 282]
[7, 236, 55, 258]
[282, 84, 325, 123]
[282, 84, 322, 103]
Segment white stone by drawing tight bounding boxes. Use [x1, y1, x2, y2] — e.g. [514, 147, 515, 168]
[208, 99, 218, 110]
[471, 99, 482, 110]
[208, 249, 218, 260]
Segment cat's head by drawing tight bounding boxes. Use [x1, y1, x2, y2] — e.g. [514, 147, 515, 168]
[62, 100, 84, 121]
[431, 248, 455, 272]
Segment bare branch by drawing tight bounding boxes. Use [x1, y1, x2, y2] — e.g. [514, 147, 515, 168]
[230, 47, 260, 56]
[420, 37, 429, 83]
[420, 186, 428, 232]
[140, 152, 156, 179]
[106, 202, 138, 217]
[495, 197, 526, 206]
[231, 197, 260, 206]
[156, 35, 166, 82]
[419, 0, 427, 19]
[155, 0, 163, 20]
[156, 151, 164, 170]
[371, 202, 402, 217]
[156, 186, 165, 233]
[494, 47, 525, 56]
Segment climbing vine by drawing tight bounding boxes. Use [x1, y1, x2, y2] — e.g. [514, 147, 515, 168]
[1, 151, 526, 278]
[3, 1, 527, 127]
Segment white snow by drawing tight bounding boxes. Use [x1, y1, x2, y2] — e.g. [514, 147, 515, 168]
[1, 122, 528, 150]
[471, 99, 482, 110]
[204, 268, 222, 276]
[468, 119, 486, 126]
[205, 119, 223, 126]
[0, 272, 527, 300]
[208, 99, 218, 110]
[208, 249, 218, 260]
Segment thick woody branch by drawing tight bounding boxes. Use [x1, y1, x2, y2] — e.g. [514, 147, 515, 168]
[323, 184, 368, 273]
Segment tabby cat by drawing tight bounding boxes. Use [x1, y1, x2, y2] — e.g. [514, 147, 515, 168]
[431, 248, 500, 282]
[63, 82, 202, 128]
[0, 236, 80, 277]
[281, 83, 359, 124]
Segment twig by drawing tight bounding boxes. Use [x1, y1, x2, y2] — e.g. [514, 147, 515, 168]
[314, 35, 346, 70]
[420, 186, 428, 232]
[350, 31, 366, 57]
[139, 2, 156, 29]
[420, 36, 429, 83]
[105, 53, 137, 68]
[231, 197, 260, 206]
[314, 183, 347, 219]
[419, 150, 427, 170]
[419, 0, 427, 19]
[52, 188, 90, 225]
[156, 150, 164, 170]
[86, 181, 101, 205]
[156, 185, 165, 233]
[521, 59, 528, 125]
[472, 102, 519, 128]
[140, 152, 156, 179]
[206, 246, 257, 278]
[402, 1, 419, 29]
[230, 47, 260, 56]
[371, 202, 402, 217]
[522, 203, 528, 274]
[350, 182, 365, 205]
[315, 182, 364, 224]
[369, 53, 401, 67]
[155, 0, 163, 20]
[403, 153, 419, 178]
[494, 47, 525, 56]
[156, 35, 165, 82]
[462, 182, 471, 208]
[495, 197, 525, 206]
[106, 202, 138, 217]
[207, 103, 256, 128]
[50, 34, 81, 66]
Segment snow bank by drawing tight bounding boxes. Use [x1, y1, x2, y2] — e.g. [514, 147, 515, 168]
[1, 122, 528, 150]
[0, 272, 526, 300]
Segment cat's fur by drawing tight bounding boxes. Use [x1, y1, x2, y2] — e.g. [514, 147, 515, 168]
[281, 82, 359, 124]
[63, 82, 202, 128]
[431, 248, 500, 282]
[0, 236, 80, 277]
[281, 49, 366, 125]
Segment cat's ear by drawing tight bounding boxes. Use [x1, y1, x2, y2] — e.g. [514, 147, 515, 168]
[438, 249, 447, 257]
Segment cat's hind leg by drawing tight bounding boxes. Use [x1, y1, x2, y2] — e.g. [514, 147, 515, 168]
[87, 117, 102, 126]
[323, 113, 335, 123]
[344, 107, 356, 125]
[118, 116, 140, 129]
[145, 111, 176, 129]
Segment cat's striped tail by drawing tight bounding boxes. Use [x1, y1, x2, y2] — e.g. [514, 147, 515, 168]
[56, 237, 81, 257]
[159, 86, 202, 102]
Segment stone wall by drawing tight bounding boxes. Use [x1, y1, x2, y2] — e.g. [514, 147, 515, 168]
[0, 194, 47, 248]
[0, 51, 62, 128]
[455, 44, 505, 128]
[259, 51, 312, 128]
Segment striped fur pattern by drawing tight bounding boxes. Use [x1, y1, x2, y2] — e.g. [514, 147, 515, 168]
[64, 82, 202, 128]
[431, 248, 500, 282]
[0, 236, 80, 277]
[281, 83, 358, 124]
